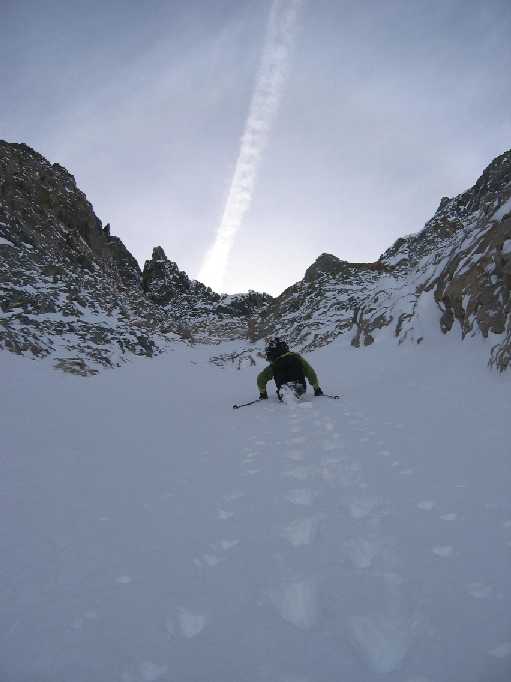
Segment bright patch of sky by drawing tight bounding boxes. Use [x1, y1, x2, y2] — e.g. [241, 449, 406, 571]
[199, 0, 304, 291]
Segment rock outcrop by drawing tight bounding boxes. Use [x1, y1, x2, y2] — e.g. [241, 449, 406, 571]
[0, 141, 272, 369]
[0, 142, 176, 372]
[259, 149, 511, 369]
[141, 246, 272, 343]
[1, 139, 511, 373]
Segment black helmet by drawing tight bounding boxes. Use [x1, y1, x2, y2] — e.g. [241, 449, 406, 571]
[265, 337, 289, 362]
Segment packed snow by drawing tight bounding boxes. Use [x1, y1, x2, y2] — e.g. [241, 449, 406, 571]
[1, 335, 510, 682]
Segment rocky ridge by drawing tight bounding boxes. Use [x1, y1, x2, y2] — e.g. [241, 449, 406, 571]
[259, 150, 511, 370]
[141, 246, 272, 343]
[0, 141, 270, 373]
[1, 140, 510, 373]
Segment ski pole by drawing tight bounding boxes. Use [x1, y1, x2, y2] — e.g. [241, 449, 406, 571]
[233, 398, 261, 410]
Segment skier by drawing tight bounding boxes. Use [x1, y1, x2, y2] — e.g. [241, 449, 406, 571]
[257, 338, 324, 400]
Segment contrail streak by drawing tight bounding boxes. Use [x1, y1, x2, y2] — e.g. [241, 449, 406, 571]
[198, 0, 304, 291]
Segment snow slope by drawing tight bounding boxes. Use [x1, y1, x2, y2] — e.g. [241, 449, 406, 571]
[1, 338, 511, 682]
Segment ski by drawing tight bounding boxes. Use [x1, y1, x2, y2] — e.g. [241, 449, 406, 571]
[233, 393, 341, 409]
[233, 399, 261, 410]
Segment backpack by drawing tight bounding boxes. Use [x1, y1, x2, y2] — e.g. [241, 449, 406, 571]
[272, 353, 306, 390]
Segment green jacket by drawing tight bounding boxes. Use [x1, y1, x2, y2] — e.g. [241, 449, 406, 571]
[257, 352, 320, 393]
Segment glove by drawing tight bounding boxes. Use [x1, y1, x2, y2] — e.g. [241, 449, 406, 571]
[259, 391, 268, 400]
[314, 387, 324, 397]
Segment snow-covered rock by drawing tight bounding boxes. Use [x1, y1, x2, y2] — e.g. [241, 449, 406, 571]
[1, 139, 511, 373]
[0, 141, 180, 373]
[261, 149, 511, 369]
[0, 141, 271, 371]
[141, 245, 272, 344]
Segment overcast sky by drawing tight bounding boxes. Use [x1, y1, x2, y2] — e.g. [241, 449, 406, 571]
[2, 0, 510, 295]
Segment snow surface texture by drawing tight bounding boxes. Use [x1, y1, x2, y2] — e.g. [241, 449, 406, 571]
[1, 337, 511, 682]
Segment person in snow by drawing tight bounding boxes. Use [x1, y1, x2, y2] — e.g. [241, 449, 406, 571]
[257, 338, 324, 400]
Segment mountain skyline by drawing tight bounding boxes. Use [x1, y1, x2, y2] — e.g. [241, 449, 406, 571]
[1, 138, 510, 375]
[2, 0, 511, 294]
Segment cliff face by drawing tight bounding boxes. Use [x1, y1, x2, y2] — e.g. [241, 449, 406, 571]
[0, 142, 141, 284]
[1, 140, 511, 374]
[141, 246, 272, 343]
[0, 142, 272, 371]
[0, 142, 175, 373]
[259, 150, 511, 369]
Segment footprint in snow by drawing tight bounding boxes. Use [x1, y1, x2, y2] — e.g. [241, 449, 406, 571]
[281, 515, 324, 547]
[121, 662, 168, 682]
[348, 496, 380, 520]
[417, 501, 436, 511]
[116, 575, 132, 584]
[202, 553, 223, 567]
[344, 537, 380, 569]
[467, 582, 493, 599]
[349, 612, 411, 674]
[285, 489, 316, 506]
[172, 608, 208, 638]
[287, 450, 304, 461]
[440, 513, 457, 521]
[432, 546, 453, 558]
[320, 464, 339, 483]
[219, 539, 240, 551]
[139, 662, 168, 681]
[320, 456, 342, 465]
[269, 578, 317, 630]
[242, 468, 260, 476]
[283, 466, 311, 481]
[224, 490, 245, 502]
[72, 609, 98, 630]
[488, 642, 511, 658]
